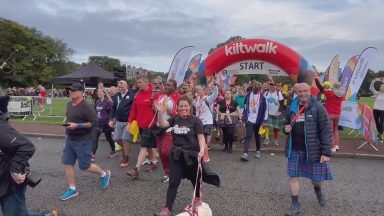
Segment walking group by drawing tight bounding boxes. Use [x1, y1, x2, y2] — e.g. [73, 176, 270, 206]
[3, 73, 384, 216]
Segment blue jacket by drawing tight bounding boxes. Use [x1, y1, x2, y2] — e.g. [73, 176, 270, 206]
[243, 90, 267, 125]
[284, 96, 332, 162]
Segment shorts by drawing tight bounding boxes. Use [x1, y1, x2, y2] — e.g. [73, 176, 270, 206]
[62, 139, 92, 170]
[114, 121, 133, 141]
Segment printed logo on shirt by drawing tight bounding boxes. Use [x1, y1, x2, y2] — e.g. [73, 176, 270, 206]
[296, 114, 305, 123]
[172, 125, 190, 134]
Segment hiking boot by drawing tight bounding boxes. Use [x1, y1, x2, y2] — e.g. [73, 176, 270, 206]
[161, 175, 169, 183]
[315, 188, 326, 206]
[241, 153, 249, 161]
[285, 204, 300, 216]
[59, 188, 78, 201]
[145, 163, 158, 172]
[154, 207, 170, 216]
[254, 151, 261, 158]
[263, 139, 270, 146]
[101, 170, 111, 189]
[127, 167, 139, 180]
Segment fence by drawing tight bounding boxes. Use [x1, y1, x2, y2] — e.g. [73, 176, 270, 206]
[8, 96, 69, 122]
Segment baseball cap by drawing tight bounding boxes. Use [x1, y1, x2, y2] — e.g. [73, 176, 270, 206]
[66, 83, 84, 91]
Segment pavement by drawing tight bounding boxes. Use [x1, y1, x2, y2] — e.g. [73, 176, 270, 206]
[15, 136, 384, 216]
[10, 122, 384, 159]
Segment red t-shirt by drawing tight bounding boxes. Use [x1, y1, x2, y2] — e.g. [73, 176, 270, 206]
[323, 89, 344, 115]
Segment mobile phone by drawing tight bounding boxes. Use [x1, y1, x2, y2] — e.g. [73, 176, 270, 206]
[61, 123, 70, 127]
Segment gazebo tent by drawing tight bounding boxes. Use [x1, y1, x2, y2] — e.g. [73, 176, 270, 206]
[53, 62, 115, 86]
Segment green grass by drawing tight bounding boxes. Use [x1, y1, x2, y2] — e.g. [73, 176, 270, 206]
[10, 98, 92, 125]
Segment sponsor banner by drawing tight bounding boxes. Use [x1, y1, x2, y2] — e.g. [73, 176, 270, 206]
[8, 101, 32, 113]
[185, 54, 202, 81]
[219, 60, 288, 76]
[340, 55, 359, 95]
[346, 47, 377, 101]
[339, 101, 361, 129]
[167, 46, 194, 86]
[360, 103, 378, 144]
[324, 54, 339, 82]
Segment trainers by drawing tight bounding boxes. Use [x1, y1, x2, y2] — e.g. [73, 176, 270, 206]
[331, 147, 337, 152]
[335, 145, 340, 151]
[263, 139, 270, 146]
[255, 151, 261, 158]
[240, 153, 249, 161]
[154, 207, 170, 216]
[45, 209, 59, 216]
[101, 170, 111, 189]
[120, 156, 129, 168]
[285, 204, 300, 216]
[59, 188, 78, 201]
[274, 140, 279, 146]
[107, 151, 118, 158]
[142, 159, 151, 165]
[127, 167, 139, 180]
[145, 163, 158, 172]
[161, 175, 169, 183]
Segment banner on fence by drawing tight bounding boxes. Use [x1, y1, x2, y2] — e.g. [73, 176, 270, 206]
[339, 101, 361, 129]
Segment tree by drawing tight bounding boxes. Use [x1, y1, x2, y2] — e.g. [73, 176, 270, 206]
[208, 35, 245, 54]
[0, 18, 74, 87]
[88, 56, 121, 72]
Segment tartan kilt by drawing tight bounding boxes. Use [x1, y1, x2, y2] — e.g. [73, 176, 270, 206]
[288, 151, 332, 181]
[266, 115, 282, 129]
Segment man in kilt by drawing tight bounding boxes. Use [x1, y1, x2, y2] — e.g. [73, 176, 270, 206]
[264, 81, 284, 146]
[283, 83, 332, 216]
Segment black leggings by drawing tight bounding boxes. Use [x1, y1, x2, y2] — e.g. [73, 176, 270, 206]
[166, 154, 201, 211]
[221, 125, 236, 149]
[92, 127, 115, 155]
[373, 109, 384, 135]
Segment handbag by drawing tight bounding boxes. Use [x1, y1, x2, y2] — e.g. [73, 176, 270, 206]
[176, 158, 213, 216]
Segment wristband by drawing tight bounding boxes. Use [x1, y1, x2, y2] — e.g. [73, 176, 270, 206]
[77, 123, 85, 129]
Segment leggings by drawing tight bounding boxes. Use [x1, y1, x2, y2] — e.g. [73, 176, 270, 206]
[92, 125, 115, 155]
[243, 122, 262, 153]
[221, 125, 236, 149]
[373, 109, 384, 135]
[166, 154, 201, 211]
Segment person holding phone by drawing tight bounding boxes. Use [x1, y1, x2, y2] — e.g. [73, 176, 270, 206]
[283, 83, 333, 216]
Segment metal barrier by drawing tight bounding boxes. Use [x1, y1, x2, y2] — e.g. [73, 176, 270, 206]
[8, 96, 68, 122]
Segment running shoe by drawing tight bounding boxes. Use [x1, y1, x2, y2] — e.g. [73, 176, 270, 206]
[59, 188, 78, 201]
[101, 170, 111, 189]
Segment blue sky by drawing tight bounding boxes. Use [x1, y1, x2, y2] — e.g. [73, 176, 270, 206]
[0, 0, 383, 73]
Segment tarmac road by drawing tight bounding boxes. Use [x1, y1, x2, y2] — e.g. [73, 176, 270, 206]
[14, 137, 384, 216]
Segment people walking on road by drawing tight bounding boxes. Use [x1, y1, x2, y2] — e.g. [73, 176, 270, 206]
[154, 79, 180, 183]
[154, 95, 205, 216]
[241, 82, 268, 161]
[217, 89, 242, 153]
[315, 78, 345, 152]
[283, 83, 333, 216]
[370, 77, 384, 143]
[60, 83, 111, 201]
[126, 76, 158, 180]
[92, 88, 115, 161]
[193, 81, 219, 162]
[109, 80, 135, 168]
[264, 81, 284, 146]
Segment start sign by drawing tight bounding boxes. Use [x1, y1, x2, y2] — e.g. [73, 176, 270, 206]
[221, 60, 288, 76]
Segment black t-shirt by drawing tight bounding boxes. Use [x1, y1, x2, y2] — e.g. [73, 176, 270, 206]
[291, 105, 306, 152]
[65, 100, 97, 140]
[218, 99, 238, 114]
[168, 115, 204, 152]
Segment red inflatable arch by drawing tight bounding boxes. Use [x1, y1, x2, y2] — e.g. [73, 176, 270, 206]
[204, 39, 318, 95]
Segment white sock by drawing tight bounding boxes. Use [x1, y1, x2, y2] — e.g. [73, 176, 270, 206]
[69, 186, 76, 190]
[100, 171, 106, 177]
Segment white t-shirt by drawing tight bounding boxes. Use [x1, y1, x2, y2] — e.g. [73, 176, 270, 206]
[264, 91, 284, 116]
[248, 92, 261, 123]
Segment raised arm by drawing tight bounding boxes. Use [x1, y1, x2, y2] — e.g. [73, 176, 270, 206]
[370, 79, 379, 96]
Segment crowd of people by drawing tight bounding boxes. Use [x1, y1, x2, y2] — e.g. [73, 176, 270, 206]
[2, 73, 384, 216]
